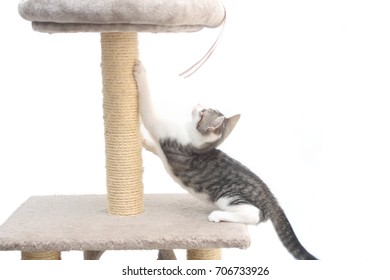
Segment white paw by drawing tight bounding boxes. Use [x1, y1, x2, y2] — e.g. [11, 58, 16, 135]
[142, 137, 158, 155]
[141, 137, 149, 149]
[134, 60, 146, 78]
[208, 211, 224, 223]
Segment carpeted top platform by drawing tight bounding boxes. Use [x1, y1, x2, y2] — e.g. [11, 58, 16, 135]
[0, 194, 250, 252]
[18, 0, 226, 33]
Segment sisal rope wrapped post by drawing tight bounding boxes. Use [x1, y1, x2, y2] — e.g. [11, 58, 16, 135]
[21, 251, 61, 260]
[101, 32, 143, 216]
[187, 249, 222, 260]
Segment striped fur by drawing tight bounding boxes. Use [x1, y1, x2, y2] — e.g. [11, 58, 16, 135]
[134, 61, 317, 260]
[160, 139, 317, 260]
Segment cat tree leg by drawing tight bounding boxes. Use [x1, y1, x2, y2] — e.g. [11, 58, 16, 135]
[101, 32, 143, 216]
[187, 249, 222, 260]
[21, 251, 61, 260]
[157, 249, 177, 260]
[84, 250, 104, 260]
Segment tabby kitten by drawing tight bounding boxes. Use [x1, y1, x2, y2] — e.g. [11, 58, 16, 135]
[134, 62, 317, 260]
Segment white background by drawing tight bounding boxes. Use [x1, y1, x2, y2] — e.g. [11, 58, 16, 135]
[1, 0, 390, 266]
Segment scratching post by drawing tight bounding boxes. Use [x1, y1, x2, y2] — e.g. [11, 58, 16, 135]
[187, 249, 221, 260]
[0, 0, 252, 261]
[101, 32, 143, 216]
[21, 251, 61, 260]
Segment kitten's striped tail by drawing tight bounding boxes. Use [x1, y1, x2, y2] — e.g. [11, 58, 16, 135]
[270, 205, 317, 260]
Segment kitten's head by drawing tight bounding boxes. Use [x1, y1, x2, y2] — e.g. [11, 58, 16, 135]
[191, 104, 240, 151]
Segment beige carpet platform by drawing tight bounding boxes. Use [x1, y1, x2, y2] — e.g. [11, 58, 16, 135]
[19, 0, 225, 33]
[0, 194, 250, 253]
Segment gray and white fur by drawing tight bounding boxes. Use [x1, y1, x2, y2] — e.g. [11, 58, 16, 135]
[134, 62, 317, 260]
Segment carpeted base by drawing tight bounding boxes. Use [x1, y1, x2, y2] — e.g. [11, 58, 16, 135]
[0, 194, 250, 253]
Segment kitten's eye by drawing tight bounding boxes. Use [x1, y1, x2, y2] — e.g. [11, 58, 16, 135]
[200, 109, 206, 115]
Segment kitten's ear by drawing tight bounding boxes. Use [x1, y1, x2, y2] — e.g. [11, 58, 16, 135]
[221, 114, 240, 141]
[207, 116, 225, 133]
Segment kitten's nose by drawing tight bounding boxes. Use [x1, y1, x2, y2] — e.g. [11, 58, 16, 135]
[197, 104, 207, 110]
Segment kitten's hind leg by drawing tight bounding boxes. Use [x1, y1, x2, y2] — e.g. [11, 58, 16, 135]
[209, 198, 260, 225]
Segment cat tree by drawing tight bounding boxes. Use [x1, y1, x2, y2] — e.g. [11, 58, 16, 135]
[0, 0, 250, 260]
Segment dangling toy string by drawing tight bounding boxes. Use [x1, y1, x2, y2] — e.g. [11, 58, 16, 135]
[179, 6, 227, 78]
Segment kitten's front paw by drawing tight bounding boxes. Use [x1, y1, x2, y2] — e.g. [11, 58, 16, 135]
[134, 60, 146, 78]
[208, 211, 224, 223]
[142, 136, 158, 155]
